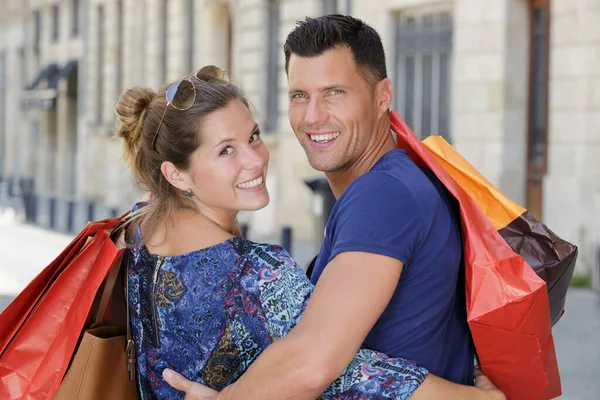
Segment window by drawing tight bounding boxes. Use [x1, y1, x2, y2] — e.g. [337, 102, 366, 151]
[97, 5, 104, 124]
[33, 10, 41, 52]
[265, 0, 280, 132]
[160, 0, 168, 82]
[323, 0, 337, 15]
[52, 5, 59, 42]
[185, 0, 195, 72]
[19, 48, 26, 87]
[71, 0, 80, 36]
[394, 12, 453, 141]
[528, 1, 550, 170]
[0, 52, 5, 181]
[526, 0, 550, 218]
[117, 0, 123, 94]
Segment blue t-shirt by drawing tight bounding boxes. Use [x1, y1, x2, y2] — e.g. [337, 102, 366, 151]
[311, 149, 474, 385]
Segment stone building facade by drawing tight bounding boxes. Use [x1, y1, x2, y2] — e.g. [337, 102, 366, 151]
[1, 0, 598, 277]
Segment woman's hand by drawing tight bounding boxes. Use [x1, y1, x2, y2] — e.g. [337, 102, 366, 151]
[163, 369, 219, 400]
[162, 366, 507, 400]
[474, 368, 506, 400]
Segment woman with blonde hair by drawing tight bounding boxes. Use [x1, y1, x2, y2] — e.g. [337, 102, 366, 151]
[116, 67, 502, 400]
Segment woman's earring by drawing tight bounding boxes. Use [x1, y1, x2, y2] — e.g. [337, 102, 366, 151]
[183, 188, 194, 197]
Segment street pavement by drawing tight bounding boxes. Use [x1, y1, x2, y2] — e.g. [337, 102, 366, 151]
[0, 209, 598, 399]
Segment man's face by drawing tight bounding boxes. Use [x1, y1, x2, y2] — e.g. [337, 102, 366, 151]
[287, 46, 381, 173]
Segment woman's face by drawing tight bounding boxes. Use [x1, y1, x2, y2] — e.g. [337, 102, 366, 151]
[184, 99, 270, 214]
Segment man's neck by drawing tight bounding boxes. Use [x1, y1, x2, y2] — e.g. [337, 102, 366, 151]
[326, 120, 396, 199]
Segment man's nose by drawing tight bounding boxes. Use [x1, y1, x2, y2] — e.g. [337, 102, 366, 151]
[304, 98, 329, 127]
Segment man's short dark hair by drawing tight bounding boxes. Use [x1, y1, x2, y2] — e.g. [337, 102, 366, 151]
[284, 15, 388, 88]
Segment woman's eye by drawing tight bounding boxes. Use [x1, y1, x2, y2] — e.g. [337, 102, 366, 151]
[250, 130, 261, 143]
[219, 146, 234, 156]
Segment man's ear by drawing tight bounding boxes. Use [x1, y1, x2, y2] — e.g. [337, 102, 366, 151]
[376, 78, 393, 118]
[161, 161, 191, 192]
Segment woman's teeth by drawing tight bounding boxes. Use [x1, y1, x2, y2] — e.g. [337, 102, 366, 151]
[237, 176, 263, 189]
[309, 132, 340, 143]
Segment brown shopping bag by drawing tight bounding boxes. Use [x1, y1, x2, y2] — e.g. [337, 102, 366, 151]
[422, 135, 578, 325]
[54, 249, 139, 400]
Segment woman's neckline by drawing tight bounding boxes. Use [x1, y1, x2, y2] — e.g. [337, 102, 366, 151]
[141, 235, 245, 261]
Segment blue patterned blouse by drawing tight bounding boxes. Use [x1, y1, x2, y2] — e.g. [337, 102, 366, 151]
[128, 235, 429, 399]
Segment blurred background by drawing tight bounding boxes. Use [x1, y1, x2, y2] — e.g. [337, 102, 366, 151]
[0, 0, 599, 398]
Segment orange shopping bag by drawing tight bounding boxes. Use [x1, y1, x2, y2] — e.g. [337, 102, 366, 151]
[390, 111, 561, 400]
[0, 216, 126, 400]
[422, 135, 577, 326]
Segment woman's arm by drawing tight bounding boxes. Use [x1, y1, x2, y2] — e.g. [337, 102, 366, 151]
[248, 247, 426, 399]
[164, 247, 504, 399]
[162, 368, 506, 400]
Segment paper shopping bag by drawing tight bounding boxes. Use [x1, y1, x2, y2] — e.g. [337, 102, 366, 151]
[422, 135, 577, 325]
[0, 216, 126, 400]
[390, 111, 561, 400]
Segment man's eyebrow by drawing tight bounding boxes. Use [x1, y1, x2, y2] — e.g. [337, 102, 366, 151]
[288, 84, 351, 94]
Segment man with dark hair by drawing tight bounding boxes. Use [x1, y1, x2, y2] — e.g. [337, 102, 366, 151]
[164, 15, 504, 399]
[283, 14, 388, 89]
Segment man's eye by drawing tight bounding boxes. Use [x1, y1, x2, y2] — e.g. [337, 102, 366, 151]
[292, 93, 308, 100]
[330, 89, 344, 95]
[219, 146, 234, 156]
[250, 130, 261, 143]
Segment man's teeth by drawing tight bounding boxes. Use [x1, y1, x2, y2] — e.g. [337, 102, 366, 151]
[309, 132, 340, 142]
[237, 176, 263, 189]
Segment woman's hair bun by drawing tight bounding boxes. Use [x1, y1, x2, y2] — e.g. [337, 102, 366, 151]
[115, 87, 156, 165]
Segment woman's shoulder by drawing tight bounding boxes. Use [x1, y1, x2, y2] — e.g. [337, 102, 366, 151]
[238, 240, 296, 270]
[239, 239, 311, 289]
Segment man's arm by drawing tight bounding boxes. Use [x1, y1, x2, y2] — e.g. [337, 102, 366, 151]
[218, 250, 404, 399]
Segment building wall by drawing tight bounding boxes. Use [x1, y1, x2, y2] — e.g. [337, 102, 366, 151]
[545, 0, 600, 273]
[0, 1, 27, 184]
[0, 0, 598, 276]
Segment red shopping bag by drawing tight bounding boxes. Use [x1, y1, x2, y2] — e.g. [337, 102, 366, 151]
[0, 216, 126, 400]
[390, 111, 561, 400]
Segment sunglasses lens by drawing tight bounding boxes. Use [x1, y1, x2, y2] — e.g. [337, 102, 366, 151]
[196, 65, 229, 82]
[167, 79, 195, 110]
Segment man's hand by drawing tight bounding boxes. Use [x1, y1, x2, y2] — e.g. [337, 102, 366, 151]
[163, 369, 219, 400]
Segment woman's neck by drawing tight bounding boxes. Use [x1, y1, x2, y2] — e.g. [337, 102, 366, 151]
[146, 207, 239, 257]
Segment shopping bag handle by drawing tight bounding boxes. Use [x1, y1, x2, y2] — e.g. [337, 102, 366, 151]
[92, 253, 124, 327]
[92, 217, 129, 327]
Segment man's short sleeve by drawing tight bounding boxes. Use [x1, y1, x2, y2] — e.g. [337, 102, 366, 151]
[328, 171, 425, 266]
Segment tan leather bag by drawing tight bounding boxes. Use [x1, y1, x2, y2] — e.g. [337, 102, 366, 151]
[54, 244, 139, 400]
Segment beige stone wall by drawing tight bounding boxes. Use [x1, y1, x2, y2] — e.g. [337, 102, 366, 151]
[0, 7, 26, 180]
[545, 0, 600, 273]
[451, 0, 529, 206]
[1, 0, 597, 274]
[230, 0, 325, 241]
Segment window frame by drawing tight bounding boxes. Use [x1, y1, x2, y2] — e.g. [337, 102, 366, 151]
[51, 4, 60, 42]
[393, 10, 453, 142]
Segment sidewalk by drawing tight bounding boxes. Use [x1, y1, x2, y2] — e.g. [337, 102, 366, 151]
[0, 209, 599, 398]
[0, 209, 73, 298]
[0, 209, 318, 311]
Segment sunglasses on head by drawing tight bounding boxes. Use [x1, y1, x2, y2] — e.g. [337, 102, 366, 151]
[152, 65, 230, 152]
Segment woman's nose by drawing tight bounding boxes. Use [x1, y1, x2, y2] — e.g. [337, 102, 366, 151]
[242, 146, 266, 170]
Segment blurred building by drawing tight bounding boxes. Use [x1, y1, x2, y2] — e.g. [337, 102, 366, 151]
[0, 0, 598, 276]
